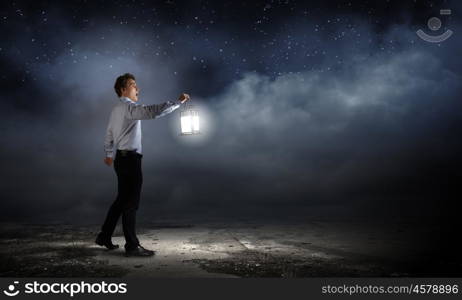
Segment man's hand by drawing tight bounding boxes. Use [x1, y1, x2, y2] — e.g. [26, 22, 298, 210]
[104, 157, 113, 166]
[178, 93, 190, 104]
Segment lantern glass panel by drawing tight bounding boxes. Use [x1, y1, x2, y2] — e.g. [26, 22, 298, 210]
[192, 111, 200, 132]
[181, 111, 192, 134]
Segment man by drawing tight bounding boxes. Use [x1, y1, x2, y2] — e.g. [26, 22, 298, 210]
[96, 73, 189, 257]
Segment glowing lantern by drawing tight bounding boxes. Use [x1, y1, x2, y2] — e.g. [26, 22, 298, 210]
[180, 104, 200, 135]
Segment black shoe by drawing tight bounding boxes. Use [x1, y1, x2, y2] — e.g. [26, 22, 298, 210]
[125, 245, 155, 257]
[95, 234, 119, 250]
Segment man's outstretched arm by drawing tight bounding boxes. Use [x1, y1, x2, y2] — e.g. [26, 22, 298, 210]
[125, 93, 190, 120]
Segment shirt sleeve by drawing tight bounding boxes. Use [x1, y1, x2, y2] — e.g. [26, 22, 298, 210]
[124, 100, 181, 120]
[104, 116, 114, 158]
[156, 100, 181, 118]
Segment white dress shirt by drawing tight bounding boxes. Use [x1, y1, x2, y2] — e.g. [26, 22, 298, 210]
[104, 96, 181, 158]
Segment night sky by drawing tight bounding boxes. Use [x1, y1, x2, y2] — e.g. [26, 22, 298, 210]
[1, 0, 461, 224]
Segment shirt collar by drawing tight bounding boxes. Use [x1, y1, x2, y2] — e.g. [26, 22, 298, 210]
[119, 96, 135, 104]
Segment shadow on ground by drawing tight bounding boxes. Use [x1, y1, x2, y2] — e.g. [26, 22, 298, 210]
[0, 224, 127, 277]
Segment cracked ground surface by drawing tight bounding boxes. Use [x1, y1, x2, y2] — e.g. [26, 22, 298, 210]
[1, 220, 461, 277]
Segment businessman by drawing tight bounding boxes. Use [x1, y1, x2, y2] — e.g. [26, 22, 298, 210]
[96, 73, 189, 257]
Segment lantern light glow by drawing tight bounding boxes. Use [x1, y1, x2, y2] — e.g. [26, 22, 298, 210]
[180, 105, 200, 135]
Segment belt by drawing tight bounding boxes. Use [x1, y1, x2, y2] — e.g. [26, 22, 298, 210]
[116, 149, 142, 157]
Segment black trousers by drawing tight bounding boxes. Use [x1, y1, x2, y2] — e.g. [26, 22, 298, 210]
[101, 150, 142, 250]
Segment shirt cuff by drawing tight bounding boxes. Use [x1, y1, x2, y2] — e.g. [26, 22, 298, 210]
[105, 151, 114, 158]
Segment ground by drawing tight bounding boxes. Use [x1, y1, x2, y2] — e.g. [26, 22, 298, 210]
[0, 220, 460, 277]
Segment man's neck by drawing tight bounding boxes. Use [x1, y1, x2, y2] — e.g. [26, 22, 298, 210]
[121, 96, 137, 103]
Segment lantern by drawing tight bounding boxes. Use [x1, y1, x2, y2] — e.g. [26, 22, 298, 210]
[180, 104, 200, 135]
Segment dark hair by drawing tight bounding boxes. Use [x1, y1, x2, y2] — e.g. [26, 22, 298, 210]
[114, 73, 136, 97]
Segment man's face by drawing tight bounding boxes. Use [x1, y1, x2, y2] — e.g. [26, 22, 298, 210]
[121, 79, 139, 102]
